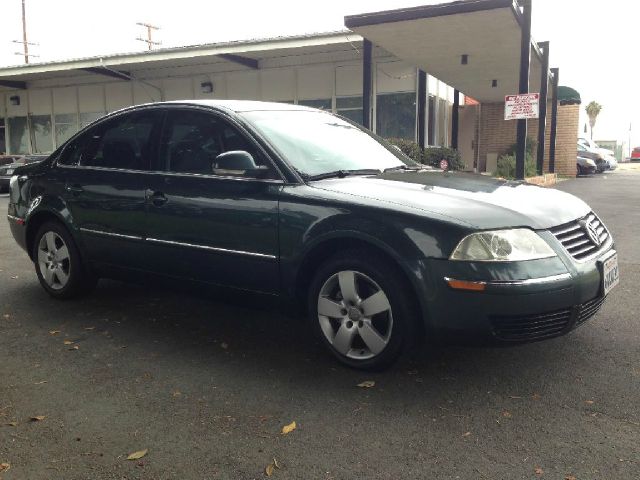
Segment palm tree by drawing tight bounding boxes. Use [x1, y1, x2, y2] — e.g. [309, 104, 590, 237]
[585, 101, 603, 140]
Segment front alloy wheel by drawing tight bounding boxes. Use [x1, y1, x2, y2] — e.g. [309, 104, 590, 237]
[317, 270, 393, 360]
[309, 250, 415, 370]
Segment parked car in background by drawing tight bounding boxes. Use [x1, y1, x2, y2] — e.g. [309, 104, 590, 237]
[0, 155, 49, 193]
[577, 143, 606, 173]
[579, 137, 614, 157]
[577, 156, 597, 176]
[579, 138, 617, 170]
[631, 147, 640, 162]
[6, 101, 619, 370]
[0, 155, 23, 167]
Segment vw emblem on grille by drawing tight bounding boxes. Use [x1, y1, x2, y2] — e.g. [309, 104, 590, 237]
[584, 220, 601, 246]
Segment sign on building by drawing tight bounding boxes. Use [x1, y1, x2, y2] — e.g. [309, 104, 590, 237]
[504, 93, 540, 120]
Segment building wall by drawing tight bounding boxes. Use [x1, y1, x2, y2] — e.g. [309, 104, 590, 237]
[477, 102, 579, 176]
[0, 48, 456, 155]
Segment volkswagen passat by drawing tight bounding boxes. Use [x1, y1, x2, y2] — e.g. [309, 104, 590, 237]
[6, 101, 619, 370]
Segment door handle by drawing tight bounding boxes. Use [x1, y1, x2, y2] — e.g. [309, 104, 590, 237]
[65, 184, 84, 195]
[145, 189, 168, 206]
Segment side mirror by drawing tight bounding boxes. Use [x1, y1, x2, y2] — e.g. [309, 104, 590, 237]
[212, 150, 269, 178]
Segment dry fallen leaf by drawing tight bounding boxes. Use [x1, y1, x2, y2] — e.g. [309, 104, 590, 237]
[69, 345, 79, 351]
[265, 462, 275, 476]
[584, 400, 594, 405]
[2, 314, 10, 319]
[5, 422, 17, 427]
[462, 431, 472, 437]
[63, 340, 74, 345]
[0, 462, 10, 472]
[30, 415, 46, 422]
[84, 327, 95, 331]
[502, 410, 513, 418]
[127, 449, 148, 460]
[34, 381, 47, 385]
[535, 466, 544, 475]
[220, 342, 229, 349]
[281, 421, 296, 435]
[49, 330, 60, 335]
[357, 380, 375, 388]
[532, 393, 542, 400]
[265, 457, 280, 476]
[565, 475, 577, 480]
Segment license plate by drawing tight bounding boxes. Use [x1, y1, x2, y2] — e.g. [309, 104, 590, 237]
[603, 254, 619, 296]
[6, 169, 13, 175]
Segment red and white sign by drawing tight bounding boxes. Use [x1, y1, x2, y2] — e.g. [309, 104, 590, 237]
[504, 93, 540, 120]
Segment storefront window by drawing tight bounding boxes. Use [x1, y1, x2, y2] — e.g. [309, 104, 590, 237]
[427, 95, 436, 146]
[55, 113, 78, 147]
[8, 117, 29, 154]
[438, 98, 448, 146]
[0, 118, 6, 154]
[336, 96, 363, 125]
[79, 112, 105, 129]
[376, 92, 416, 140]
[31, 115, 53, 154]
[298, 98, 332, 110]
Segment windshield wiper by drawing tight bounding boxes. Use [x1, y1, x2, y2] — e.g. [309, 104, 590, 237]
[383, 165, 423, 173]
[308, 168, 381, 181]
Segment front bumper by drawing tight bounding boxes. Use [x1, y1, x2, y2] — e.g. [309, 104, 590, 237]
[417, 248, 616, 345]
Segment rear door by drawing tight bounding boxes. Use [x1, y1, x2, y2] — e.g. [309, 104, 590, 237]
[56, 108, 164, 270]
[143, 107, 282, 293]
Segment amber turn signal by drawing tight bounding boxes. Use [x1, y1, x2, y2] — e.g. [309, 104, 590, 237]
[445, 278, 486, 292]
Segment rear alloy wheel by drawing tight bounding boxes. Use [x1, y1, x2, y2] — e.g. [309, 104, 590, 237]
[309, 250, 415, 370]
[33, 221, 96, 299]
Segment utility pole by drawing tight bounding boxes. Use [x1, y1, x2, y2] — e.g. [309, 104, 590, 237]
[13, 0, 38, 63]
[136, 22, 161, 50]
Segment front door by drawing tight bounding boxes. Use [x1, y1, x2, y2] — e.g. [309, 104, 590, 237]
[56, 108, 164, 270]
[144, 108, 282, 293]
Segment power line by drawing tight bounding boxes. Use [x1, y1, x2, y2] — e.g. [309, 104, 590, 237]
[136, 22, 161, 50]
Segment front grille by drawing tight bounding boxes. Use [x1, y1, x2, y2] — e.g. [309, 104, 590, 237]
[490, 308, 572, 341]
[550, 212, 610, 261]
[576, 296, 606, 326]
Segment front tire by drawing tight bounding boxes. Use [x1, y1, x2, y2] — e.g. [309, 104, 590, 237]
[308, 249, 417, 370]
[33, 221, 96, 299]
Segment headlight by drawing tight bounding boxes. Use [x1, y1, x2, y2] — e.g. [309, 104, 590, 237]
[450, 229, 556, 261]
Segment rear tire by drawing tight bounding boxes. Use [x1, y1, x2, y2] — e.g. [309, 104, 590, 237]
[32, 221, 96, 299]
[307, 249, 418, 370]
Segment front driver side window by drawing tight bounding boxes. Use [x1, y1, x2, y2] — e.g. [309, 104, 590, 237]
[161, 109, 275, 178]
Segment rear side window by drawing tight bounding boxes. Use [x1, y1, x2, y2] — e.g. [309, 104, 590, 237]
[59, 110, 161, 170]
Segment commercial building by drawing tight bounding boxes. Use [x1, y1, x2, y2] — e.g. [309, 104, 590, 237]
[0, 0, 579, 176]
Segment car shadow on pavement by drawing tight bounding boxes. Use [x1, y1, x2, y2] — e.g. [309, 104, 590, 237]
[11, 274, 604, 406]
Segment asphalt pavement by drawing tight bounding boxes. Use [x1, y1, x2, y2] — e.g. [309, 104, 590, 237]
[1, 169, 638, 480]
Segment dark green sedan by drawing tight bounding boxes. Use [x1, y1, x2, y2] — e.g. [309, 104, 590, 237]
[6, 101, 619, 370]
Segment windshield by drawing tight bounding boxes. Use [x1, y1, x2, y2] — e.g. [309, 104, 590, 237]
[240, 110, 416, 177]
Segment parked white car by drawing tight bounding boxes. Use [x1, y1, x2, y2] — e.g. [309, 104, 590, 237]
[578, 138, 617, 170]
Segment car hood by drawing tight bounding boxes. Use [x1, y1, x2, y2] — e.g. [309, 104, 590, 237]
[311, 170, 590, 230]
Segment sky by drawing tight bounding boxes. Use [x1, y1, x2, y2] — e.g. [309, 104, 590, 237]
[1, 0, 638, 148]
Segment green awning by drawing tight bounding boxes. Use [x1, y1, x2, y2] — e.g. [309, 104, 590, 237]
[558, 86, 581, 105]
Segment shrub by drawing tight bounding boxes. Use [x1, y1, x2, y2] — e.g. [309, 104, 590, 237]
[496, 154, 537, 179]
[385, 138, 464, 171]
[386, 137, 423, 163]
[422, 146, 464, 171]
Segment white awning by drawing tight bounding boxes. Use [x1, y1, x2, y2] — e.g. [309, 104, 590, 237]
[345, 0, 545, 103]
